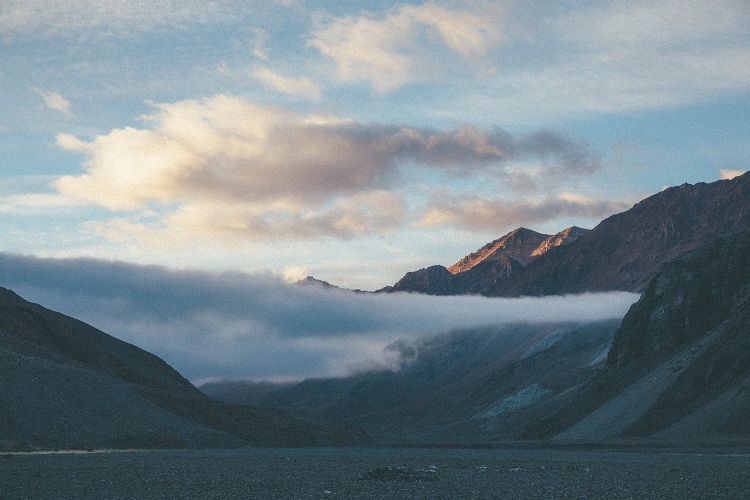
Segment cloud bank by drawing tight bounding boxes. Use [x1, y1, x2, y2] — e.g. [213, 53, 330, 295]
[54, 94, 614, 245]
[0, 252, 638, 382]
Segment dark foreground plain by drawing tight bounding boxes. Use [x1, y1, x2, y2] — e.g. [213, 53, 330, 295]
[2, 446, 750, 499]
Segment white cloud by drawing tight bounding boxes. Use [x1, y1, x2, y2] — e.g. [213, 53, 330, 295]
[250, 28, 269, 59]
[83, 190, 408, 245]
[36, 89, 72, 115]
[719, 169, 746, 180]
[282, 265, 309, 283]
[0, 193, 85, 214]
[308, 2, 502, 92]
[252, 67, 321, 100]
[54, 94, 602, 243]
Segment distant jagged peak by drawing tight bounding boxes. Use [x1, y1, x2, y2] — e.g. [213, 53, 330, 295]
[447, 227, 550, 274]
[531, 226, 589, 257]
[295, 276, 339, 289]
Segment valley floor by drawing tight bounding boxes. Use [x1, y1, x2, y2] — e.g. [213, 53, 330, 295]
[2, 446, 750, 499]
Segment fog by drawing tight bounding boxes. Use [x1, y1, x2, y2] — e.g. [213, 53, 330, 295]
[0, 252, 639, 381]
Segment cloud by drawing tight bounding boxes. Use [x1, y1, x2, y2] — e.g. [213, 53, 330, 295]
[0, 253, 639, 381]
[84, 190, 408, 245]
[470, 0, 750, 122]
[54, 94, 601, 242]
[36, 89, 72, 115]
[0, 193, 85, 214]
[252, 67, 321, 100]
[0, 0, 240, 38]
[308, 2, 502, 92]
[250, 28, 269, 59]
[417, 193, 633, 232]
[720, 169, 747, 180]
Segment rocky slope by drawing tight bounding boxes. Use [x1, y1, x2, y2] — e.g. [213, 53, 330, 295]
[491, 171, 750, 296]
[447, 228, 551, 273]
[525, 229, 750, 441]
[387, 172, 750, 297]
[0, 287, 368, 451]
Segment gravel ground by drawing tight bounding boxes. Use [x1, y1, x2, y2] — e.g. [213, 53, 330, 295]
[2, 446, 749, 499]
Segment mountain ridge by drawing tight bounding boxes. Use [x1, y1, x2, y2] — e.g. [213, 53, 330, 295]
[527, 228, 750, 441]
[385, 171, 750, 297]
[204, 173, 750, 446]
[491, 172, 750, 296]
[389, 226, 588, 295]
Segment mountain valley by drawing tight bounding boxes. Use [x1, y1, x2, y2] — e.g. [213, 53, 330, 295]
[205, 173, 750, 446]
[2, 172, 750, 450]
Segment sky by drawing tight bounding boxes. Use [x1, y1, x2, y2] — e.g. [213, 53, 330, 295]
[0, 1, 748, 381]
[2, 0, 749, 290]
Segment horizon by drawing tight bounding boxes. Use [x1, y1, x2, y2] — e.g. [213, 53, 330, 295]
[2, 1, 749, 291]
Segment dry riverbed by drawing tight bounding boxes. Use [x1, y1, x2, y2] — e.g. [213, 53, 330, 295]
[2, 446, 749, 499]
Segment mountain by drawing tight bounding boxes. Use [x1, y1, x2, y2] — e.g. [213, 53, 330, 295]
[389, 265, 460, 295]
[296, 276, 340, 289]
[204, 228, 750, 445]
[491, 172, 750, 297]
[389, 226, 588, 295]
[526, 228, 750, 441]
[387, 172, 750, 297]
[0, 287, 368, 451]
[447, 227, 551, 273]
[531, 226, 590, 257]
[202, 320, 622, 444]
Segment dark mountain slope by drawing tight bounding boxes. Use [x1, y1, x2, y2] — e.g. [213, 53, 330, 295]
[204, 320, 621, 444]
[526, 229, 750, 441]
[490, 171, 750, 296]
[611, 228, 750, 437]
[390, 265, 458, 295]
[0, 345, 240, 451]
[0, 287, 368, 450]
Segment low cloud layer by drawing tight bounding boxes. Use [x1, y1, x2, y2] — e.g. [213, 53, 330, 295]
[0, 252, 638, 382]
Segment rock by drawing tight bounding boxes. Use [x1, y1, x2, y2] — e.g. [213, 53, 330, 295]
[358, 466, 439, 482]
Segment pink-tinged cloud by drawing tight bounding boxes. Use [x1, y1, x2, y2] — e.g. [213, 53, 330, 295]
[418, 193, 633, 233]
[53, 94, 602, 242]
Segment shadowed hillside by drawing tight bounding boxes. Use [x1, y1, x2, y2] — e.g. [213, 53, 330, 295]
[0, 287, 369, 451]
[203, 320, 622, 444]
[525, 229, 750, 442]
